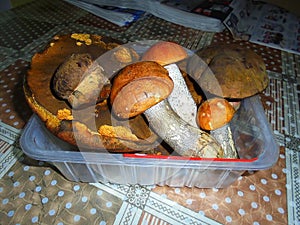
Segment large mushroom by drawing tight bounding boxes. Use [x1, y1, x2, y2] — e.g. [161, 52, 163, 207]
[188, 44, 268, 99]
[188, 44, 269, 158]
[141, 41, 198, 127]
[142, 41, 188, 66]
[110, 61, 223, 158]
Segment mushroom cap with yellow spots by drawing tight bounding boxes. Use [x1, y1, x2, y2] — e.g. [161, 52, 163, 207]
[188, 44, 269, 99]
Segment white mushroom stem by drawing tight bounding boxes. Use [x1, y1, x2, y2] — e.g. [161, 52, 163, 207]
[69, 63, 109, 108]
[145, 100, 222, 157]
[210, 125, 238, 158]
[165, 64, 198, 127]
[165, 65, 237, 158]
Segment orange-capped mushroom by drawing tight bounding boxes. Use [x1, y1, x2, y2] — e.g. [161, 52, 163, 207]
[197, 97, 238, 158]
[142, 41, 188, 66]
[197, 97, 235, 131]
[110, 61, 173, 118]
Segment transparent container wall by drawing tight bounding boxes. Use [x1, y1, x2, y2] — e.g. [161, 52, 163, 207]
[52, 160, 244, 188]
[20, 95, 279, 188]
[230, 95, 278, 162]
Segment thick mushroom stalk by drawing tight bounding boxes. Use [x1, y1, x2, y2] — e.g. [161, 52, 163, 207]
[210, 125, 237, 158]
[145, 100, 222, 157]
[165, 64, 235, 157]
[110, 61, 223, 158]
[141, 41, 198, 127]
[165, 64, 198, 127]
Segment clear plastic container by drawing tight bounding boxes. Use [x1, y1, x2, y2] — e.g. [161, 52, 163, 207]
[20, 95, 279, 188]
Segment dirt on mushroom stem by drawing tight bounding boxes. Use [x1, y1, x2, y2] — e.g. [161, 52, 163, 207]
[145, 100, 223, 158]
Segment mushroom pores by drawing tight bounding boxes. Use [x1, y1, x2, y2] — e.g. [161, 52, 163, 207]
[110, 61, 174, 118]
[142, 41, 188, 66]
[197, 98, 236, 131]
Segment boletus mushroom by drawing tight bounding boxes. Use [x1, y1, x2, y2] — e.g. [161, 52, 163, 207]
[142, 41, 198, 127]
[142, 41, 188, 66]
[110, 61, 223, 158]
[188, 44, 269, 158]
[52, 53, 110, 109]
[187, 44, 269, 99]
[197, 97, 237, 158]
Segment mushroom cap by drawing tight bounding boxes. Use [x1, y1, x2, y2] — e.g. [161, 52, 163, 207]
[188, 44, 268, 99]
[110, 61, 174, 118]
[197, 97, 236, 130]
[52, 53, 93, 100]
[142, 41, 188, 66]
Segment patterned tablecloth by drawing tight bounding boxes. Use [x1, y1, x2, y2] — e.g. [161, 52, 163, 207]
[0, 1, 299, 224]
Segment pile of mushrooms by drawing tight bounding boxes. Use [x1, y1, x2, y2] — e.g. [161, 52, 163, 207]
[110, 41, 223, 158]
[110, 42, 269, 158]
[52, 39, 268, 158]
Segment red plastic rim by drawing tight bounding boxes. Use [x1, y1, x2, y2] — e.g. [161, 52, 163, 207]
[123, 153, 258, 162]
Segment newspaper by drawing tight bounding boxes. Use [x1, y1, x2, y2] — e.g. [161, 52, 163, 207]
[65, 0, 227, 32]
[224, 0, 300, 55]
[162, 0, 233, 22]
[65, 0, 145, 26]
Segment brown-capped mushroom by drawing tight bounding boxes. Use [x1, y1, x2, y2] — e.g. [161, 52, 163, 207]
[197, 98, 235, 131]
[110, 61, 223, 158]
[197, 97, 237, 158]
[142, 41, 198, 127]
[187, 44, 269, 99]
[188, 44, 268, 158]
[52, 53, 110, 109]
[110, 61, 173, 118]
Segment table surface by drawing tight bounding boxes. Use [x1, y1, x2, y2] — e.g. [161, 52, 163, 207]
[0, 0, 299, 224]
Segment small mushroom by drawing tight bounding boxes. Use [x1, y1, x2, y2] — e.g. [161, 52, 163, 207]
[197, 97, 237, 158]
[110, 61, 223, 158]
[112, 45, 139, 64]
[52, 53, 110, 109]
